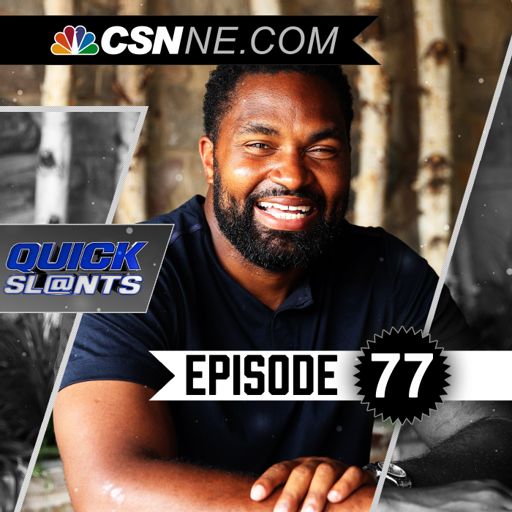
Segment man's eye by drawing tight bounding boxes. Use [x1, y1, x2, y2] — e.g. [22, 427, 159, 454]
[307, 146, 338, 158]
[247, 143, 270, 149]
[244, 142, 274, 154]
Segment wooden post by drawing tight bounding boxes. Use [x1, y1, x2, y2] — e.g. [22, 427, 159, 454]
[34, 0, 73, 224]
[249, 0, 281, 15]
[352, 0, 390, 227]
[113, 0, 148, 224]
[34, 112, 72, 224]
[413, 0, 454, 273]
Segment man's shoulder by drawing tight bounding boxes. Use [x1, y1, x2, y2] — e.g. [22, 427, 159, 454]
[342, 222, 422, 264]
[334, 222, 435, 298]
[144, 195, 207, 247]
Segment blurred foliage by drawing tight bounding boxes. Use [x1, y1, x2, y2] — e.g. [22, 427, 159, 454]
[0, 313, 61, 511]
[37, 417, 59, 461]
[0, 113, 40, 155]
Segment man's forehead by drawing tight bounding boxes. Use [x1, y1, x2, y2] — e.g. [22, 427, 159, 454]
[225, 72, 346, 131]
[232, 71, 338, 103]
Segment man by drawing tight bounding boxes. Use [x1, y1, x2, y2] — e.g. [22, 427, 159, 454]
[55, 65, 512, 512]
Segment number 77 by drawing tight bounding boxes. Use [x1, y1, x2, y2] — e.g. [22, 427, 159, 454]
[371, 353, 434, 398]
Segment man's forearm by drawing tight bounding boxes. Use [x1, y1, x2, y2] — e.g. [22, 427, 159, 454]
[56, 382, 376, 512]
[68, 457, 281, 512]
[68, 457, 374, 512]
[400, 418, 512, 487]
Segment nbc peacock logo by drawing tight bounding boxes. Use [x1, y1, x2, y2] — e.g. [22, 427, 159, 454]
[51, 25, 99, 55]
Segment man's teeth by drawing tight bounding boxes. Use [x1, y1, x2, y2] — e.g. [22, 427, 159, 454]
[258, 201, 311, 212]
[257, 201, 312, 219]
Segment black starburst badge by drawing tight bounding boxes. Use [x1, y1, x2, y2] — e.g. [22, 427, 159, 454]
[355, 327, 450, 424]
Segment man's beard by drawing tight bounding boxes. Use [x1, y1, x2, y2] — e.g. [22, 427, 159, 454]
[212, 165, 347, 272]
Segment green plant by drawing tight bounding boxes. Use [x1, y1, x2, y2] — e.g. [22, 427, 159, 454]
[0, 313, 62, 510]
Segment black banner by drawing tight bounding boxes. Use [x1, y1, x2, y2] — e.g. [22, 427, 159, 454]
[1, 16, 377, 64]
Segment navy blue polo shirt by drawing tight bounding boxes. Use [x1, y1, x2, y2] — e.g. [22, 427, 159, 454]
[62, 195, 470, 473]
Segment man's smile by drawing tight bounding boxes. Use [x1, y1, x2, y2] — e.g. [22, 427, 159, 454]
[254, 196, 319, 231]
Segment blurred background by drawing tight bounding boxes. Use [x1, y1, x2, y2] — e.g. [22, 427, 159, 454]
[448, 64, 512, 351]
[397, 57, 512, 464]
[0, 0, 509, 510]
[0, 110, 140, 512]
[0, 0, 509, 271]
[0, 111, 132, 224]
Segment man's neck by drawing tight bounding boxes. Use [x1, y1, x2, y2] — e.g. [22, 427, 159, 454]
[204, 193, 305, 311]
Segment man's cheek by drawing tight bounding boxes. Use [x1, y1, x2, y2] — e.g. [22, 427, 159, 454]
[227, 157, 262, 180]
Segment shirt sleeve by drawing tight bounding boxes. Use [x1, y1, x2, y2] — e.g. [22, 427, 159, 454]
[60, 262, 178, 392]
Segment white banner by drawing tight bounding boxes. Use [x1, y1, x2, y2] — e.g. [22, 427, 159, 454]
[445, 351, 512, 400]
[149, 350, 512, 401]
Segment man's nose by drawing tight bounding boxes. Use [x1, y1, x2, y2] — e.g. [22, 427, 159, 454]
[267, 151, 312, 191]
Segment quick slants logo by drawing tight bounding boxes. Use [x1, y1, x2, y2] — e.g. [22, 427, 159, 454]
[51, 25, 99, 55]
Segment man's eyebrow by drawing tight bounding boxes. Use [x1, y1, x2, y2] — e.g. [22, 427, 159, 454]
[237, 123, 280, 136]
[308, 127, 344, 143]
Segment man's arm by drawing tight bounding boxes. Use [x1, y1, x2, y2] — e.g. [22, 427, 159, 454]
[379, 481, 512, 511]
[403, 401, 512, 486]
[374, 401, 512, 511]
[54, 381, 373, 512]
[55, 381, 281, 512]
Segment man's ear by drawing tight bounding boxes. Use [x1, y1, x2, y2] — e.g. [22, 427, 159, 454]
[199, 136, 215, 185]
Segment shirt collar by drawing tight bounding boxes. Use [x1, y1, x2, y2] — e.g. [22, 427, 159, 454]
[276, 275, 314, 312]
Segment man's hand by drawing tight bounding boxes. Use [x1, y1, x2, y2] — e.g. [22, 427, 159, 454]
[250, 457, 375, 512]
[327, 485, 375, 512]
[380, 480, 512, 511]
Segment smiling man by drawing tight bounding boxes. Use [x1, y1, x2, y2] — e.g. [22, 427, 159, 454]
[202, 69, 352, 311]
[208, 74, 350, 272]
[54, 65, 512, 512]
